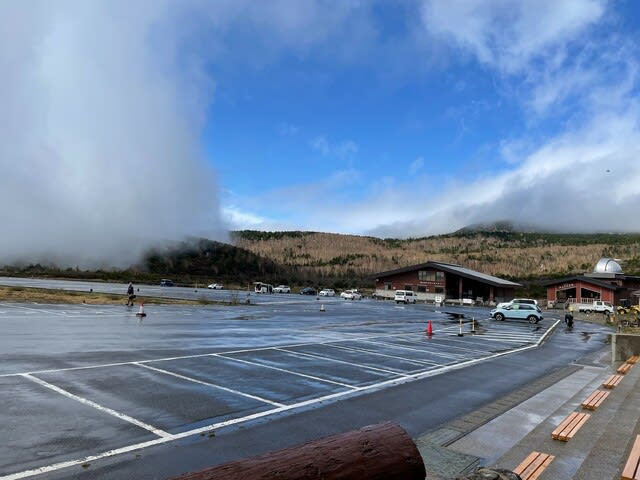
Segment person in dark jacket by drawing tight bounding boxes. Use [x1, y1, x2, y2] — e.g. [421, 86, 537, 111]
[564, 311, 574, 328]
[126, 282, 136, 306]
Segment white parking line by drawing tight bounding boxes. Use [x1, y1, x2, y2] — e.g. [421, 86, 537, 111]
[21, 374, 171, 438]
[474, 332, 541, 343]
[213, 353, 360, 390]
[419, 337, 498, 355]
[134, 363, 285, 407]
[1, 340, 544, 480]
[327, 343, 439, 366]
[274, 347, 410, 377]
[357, 338, 465, 360]
[0, 303, 71, 316]
[0, 324, 546, 379]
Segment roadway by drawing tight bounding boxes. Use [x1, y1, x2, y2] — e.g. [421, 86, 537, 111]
[0, 277, 613, 479]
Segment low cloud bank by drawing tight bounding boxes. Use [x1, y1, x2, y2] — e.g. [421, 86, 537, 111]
[0, 3, 226, 268]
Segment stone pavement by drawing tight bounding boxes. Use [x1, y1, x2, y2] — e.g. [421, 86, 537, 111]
[415, 345, 640, 479]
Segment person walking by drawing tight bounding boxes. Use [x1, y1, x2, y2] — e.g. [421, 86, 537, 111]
[126, 282, 136, 307]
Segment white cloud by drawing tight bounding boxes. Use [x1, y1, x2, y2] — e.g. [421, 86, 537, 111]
[222, 206, 270, 228]
[409, 157, 425, 174]
[421, 0, 605, 74]
[0, 2, 225, 267]
[311, 136, 359, 160]
[278, 122, 299, 136]
[226, 94, 640, 238]
[335, 140, 359, 160]
[366, 102, 640, 237]
[311, 136, 331, 155]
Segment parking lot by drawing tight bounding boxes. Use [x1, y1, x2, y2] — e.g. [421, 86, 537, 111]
[0, 290, 564, 480]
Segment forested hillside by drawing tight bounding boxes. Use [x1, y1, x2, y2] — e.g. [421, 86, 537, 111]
[3, 229, 640, 290]
[232, 229, 640, 282]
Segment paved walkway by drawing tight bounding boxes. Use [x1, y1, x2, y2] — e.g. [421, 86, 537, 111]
[415, 345, 640, 479]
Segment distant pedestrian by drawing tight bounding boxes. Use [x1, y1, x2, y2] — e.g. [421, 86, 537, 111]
[564, 311, 574, 328]
[126, 282, 136, 306]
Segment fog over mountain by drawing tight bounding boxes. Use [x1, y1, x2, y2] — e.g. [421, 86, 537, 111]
[0, 2, 225, 267]
[2, 2, 639, 269]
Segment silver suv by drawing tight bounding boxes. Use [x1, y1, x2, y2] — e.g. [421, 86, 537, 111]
[497, 298, 540, 311]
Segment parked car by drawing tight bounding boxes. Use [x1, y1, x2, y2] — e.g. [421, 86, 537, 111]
[491, 303, 543, 323]
[319, 288, 335, 297]
[300, 287, 317, 295]
[340, 289, 362, 300]
[160, 279, 174, 287]
[497, 298, 539, 310]
[207, 283, 224, 290]
[254, 282, 273, 294]
[273, 285, 291, 293]
[394, 290, 416, 304]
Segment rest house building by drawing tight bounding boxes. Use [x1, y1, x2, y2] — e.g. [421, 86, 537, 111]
[544, 257, 640, 307]
[373, 261, 520, 304]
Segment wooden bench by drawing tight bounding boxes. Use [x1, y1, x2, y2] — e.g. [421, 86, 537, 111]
[513, 451, 555, 480]
[603, 374, 624, 389]
[621, 435, 640, 480]
[551, 412, 590, 441]
[581, 390, 610, 410]
[627, 355, 640, 364]
[618, 363, 633, 374]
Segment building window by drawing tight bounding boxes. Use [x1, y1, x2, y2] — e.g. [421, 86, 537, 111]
[384, 283, 392, 291]
[417, 286, 427, 293]
[404, 285, 413, 291]
[419, 271, 445, 282]
[435, 287, 444, 293]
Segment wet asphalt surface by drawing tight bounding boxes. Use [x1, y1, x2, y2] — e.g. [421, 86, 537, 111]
[0, 277, 614, 480]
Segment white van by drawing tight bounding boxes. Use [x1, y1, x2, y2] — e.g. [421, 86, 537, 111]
[254, 282, 273, 294]
[394, 290, 416, 304]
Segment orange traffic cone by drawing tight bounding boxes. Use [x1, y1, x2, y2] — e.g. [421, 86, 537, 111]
[136, 302, 147, 318]
[426, 320, 433, 337]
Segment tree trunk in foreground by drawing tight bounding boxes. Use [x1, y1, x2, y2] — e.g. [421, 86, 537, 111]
[170, 421, 425, 480]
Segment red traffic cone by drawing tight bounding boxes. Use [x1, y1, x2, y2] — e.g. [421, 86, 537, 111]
[426, 320, 433, 337]
[136, 302, 146, 317]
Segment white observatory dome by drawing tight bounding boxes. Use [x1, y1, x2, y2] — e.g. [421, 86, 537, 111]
[593, 257, 623, 274]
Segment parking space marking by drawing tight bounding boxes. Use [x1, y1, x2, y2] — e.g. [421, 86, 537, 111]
[2, 325, 553, 480]
[274, 347, 411, 377]
[134, 363, 285, 407]
[213, 353, 361, 390]
[327, 343, 439, 366]
[0, 324, 548, 379]
[420, 337, 501, 355]
[474, 332, 543, 343]
[357, 338, 465, 360]
[21, 374, 171, 438]
[0, 303, 71, 317]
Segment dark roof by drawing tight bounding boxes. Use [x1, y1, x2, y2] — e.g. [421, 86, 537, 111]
[541, 275, 621, 290]
[374, 261, 521, 288]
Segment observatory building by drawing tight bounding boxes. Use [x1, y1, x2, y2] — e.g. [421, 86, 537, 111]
[544, 257, 640, 306]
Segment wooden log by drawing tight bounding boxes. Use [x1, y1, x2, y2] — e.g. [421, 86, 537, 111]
[169, 421, 426, 480]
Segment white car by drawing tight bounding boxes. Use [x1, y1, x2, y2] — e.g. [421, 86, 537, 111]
[394, 290, 416, 304]
[319, 288, 335, 297]
[340, 289, 362, 300]
[273, 285, 291, 293]
[207, 283, 224, 290]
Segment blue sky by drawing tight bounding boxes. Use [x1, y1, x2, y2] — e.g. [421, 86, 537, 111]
[198, 0, 640, 236]
[1, 0, 640, 265]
